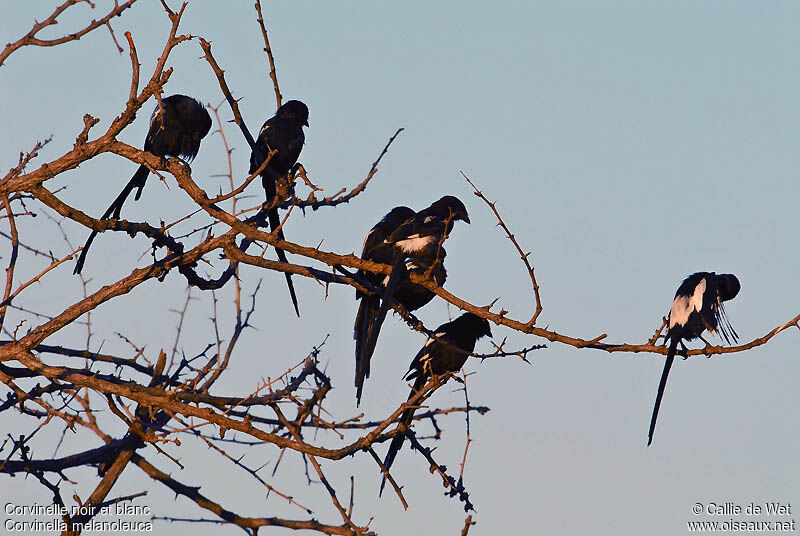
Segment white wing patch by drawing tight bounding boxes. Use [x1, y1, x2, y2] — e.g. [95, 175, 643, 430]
[669, 277, 706, 328]
[669, 296, 691, 328]
[422, 332, 444, 349]
[395, 234, 434, 254]
[689, 278, 706, 315]
[418, 352, 431, 366]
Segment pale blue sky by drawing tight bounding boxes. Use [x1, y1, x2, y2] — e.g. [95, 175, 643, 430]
[1, 2, 798, 534]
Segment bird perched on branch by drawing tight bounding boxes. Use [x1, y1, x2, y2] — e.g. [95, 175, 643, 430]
[354, 196, 469, 405]
[249, 99, 309, 317]
[354, 206, 449, 404]
[354, 206, 415, 398]
[380, 312, 492, 494]
[74, 94, 212, 274]
[647, 272, 740, 446]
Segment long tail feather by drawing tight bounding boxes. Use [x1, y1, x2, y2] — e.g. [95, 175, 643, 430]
[354, 295, 380, 406]
[648, 339, 677, 446]
[380, 373, 426, 495]
[264, 174, 299, 317]
[362, 257, 406, 370]
[74, 165, 148, 275]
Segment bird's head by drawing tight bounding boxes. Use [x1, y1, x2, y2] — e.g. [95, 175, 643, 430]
[477, 317, 493, 339]
[277, 100, 309, 127]
[431, 195, 470, 224]
[458, 312, 493, 339]
[718, 274, 741, 302]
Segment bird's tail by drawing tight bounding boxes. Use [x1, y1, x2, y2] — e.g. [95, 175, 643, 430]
[74, 165, 148, 275]
[361, 257, 407, 372]
[267, 204, 300, 317]
[354, 294, 380, 406]
[648, 338, 678, 446]
[380, 373, 427, 496]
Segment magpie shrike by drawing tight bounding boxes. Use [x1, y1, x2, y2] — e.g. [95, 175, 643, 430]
[380, 312, 492, 494]
[249, 100, 309, 317]
[647, 272, 740, 446]
[354, 197, 469, 405]
[354, 206, 415, 403]
[74, 95, 212, 274]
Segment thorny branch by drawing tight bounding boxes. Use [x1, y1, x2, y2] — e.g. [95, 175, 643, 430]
[254, 0, 282, 108]
[0, 0, 138, 68]
[463, 171, 543, 325]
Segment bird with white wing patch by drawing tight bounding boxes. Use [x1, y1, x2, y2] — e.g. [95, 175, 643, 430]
[647, 272, 741, 446]
[353, 197, 469, 406]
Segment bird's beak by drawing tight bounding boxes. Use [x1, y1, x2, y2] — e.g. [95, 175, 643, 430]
[303, 120, 309, 127]
[462, 214, 471, 224]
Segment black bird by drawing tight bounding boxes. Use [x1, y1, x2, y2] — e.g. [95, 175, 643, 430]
[354, 197, 469, 405]
[248, 100, 309, 317]
[380, 312, 492, 494]
[74, 94, 212, 274]
[354, 206, 415, 401]
[647, 272, 740, 446]
[353, 206, 449, 404]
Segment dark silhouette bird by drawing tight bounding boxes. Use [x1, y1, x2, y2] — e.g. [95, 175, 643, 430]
[353, 206, 449, 404]
[354, 197, 469, 405]
[74, 94, 212, 274]
[248, 100, 309, 317]
[380, 312, 492, 494]
[354, 206, 415, 401]
[647, 272, 740, 446]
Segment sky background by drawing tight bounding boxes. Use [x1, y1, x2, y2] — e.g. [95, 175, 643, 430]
[1, 1, 798, 534]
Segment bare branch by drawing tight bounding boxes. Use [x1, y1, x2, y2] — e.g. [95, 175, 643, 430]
[254, 0, 282, 107]
[0, 0, 138, 68]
